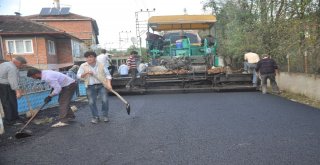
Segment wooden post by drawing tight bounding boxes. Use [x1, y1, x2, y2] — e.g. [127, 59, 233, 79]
[286, 54, 290, 72]
[304, 51, 308, 73]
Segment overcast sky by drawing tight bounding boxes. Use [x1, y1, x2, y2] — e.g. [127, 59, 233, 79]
[0, 0, 208, 49]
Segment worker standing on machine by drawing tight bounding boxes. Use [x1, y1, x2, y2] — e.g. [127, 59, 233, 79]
[126, 51, 138, 89]
[242, 50, 260, 87]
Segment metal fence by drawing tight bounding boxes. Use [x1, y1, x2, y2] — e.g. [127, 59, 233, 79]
[17, 71, 82, 114]
[279, 51, 320, 74]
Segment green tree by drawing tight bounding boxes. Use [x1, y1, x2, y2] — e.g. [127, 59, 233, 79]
[202, 0, 320, 73]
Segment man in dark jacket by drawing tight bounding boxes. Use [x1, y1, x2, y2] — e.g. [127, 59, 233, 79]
[255, 54, 280, 94]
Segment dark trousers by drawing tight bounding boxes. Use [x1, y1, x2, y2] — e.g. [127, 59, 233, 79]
[126, 68, 138, 87]
[0, 84, 19, 123]
[58, 82, 77, 122]
[260, 73, 280, 94]
[108, 66, 116, 76]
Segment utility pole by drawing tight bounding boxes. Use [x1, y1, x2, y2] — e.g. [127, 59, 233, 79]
[118, 31, 131, 51]
[135, 8, 155, 56]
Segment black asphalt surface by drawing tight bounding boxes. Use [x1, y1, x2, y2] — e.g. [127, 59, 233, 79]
[1, 92, 320, 165]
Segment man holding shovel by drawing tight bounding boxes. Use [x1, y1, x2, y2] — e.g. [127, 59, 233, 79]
[77, 51, 113, 124]
[27, 68, 77, 127]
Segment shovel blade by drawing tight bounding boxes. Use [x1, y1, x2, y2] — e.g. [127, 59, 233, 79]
[15, 132, 32, 139]
[126, 103, 130, 115]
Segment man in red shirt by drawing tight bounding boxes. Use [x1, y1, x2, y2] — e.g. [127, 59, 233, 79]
[126, 51, 138, 89]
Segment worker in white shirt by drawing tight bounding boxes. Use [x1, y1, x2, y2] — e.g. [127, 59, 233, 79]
[27, 68, 77, 128]
[77, 51, 113, 124]
[243, 50, 260, 87]
[97, 49, 115, 76]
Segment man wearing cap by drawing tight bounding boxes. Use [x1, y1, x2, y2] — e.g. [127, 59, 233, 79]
[255, 54, 280, 94]
[0, 56, 27, 125]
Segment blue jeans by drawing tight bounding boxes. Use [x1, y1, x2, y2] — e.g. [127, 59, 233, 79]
[244, 62, 257, 84]
[86, 84, 109, 118]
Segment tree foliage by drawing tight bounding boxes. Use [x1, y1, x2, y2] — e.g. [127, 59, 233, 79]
[203, 0, 320, 73]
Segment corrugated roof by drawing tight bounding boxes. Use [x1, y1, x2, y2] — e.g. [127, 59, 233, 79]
[148, 15, 217, 31]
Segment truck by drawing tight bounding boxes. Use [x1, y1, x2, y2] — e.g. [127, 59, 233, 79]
[111, 14, 255, 93]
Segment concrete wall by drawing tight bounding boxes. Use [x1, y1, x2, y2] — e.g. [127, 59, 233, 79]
[277, 72, 320, 100]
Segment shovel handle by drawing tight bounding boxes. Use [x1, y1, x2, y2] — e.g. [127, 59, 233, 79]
[91, 74, 129, 105]
[17, 102, 47, 133]
[109, 89, 128, 105]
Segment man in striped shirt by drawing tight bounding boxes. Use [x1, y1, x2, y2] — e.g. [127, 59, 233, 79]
[126, 51, 138, 89]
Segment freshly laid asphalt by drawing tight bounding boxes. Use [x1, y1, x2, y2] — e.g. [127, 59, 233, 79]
[1, 92, 320, 165]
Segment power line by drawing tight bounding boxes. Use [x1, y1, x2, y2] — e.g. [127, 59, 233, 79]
[118, 30, 132, 50]
[135, 8, 155, 55]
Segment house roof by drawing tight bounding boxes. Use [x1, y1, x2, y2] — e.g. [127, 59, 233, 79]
[25, 12, 99, 42]
[0, 15, 81, 40]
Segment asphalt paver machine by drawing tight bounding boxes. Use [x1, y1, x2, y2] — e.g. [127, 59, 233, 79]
[112, 14, 254, 94]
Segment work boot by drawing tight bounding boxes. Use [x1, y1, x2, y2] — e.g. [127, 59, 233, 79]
[262, 86, 267, 94]
[91, 117, 99, 124]
[102, 116, 109, 122]
[67, 115, 76, 121]
[51, 121, 69, 128]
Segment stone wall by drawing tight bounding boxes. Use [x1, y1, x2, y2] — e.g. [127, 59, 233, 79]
[277, 72, 320, 100]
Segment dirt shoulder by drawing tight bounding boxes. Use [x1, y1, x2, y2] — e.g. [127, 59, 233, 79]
[279, 90, 320, 109]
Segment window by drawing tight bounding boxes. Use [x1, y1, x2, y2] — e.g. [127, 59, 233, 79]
[71, 40, 81, 57]
[48, 40, 56, 55]
[6, 39, 33, 54]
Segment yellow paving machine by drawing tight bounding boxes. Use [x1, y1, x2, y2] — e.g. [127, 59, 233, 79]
[112, 14, 254, 93]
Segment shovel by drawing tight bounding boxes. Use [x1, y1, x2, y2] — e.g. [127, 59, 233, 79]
[91, 74, 131, 115]
[25, 94, 36, 118]
[15, 102, 47, 139]
[110, 89, 131, 115]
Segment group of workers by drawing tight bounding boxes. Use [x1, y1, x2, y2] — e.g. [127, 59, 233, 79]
[0, 49, 280, 129]
[242, 50, 280, 94]
[0, 49, 147, 128]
